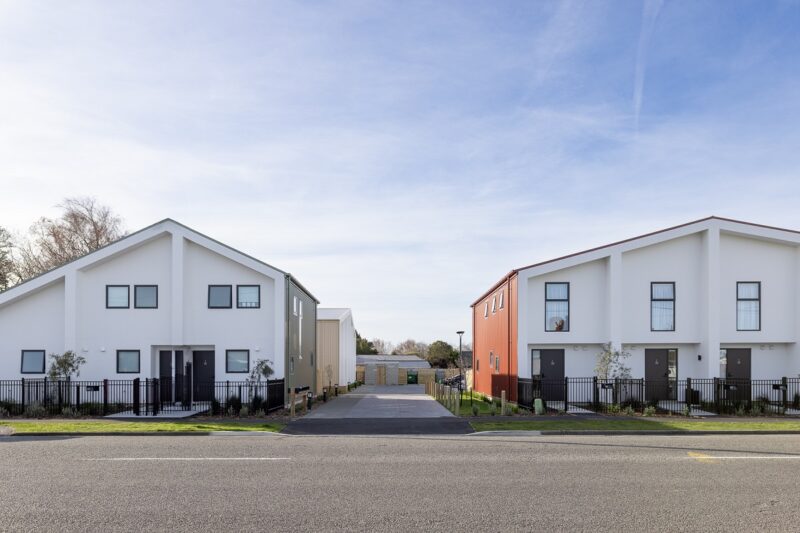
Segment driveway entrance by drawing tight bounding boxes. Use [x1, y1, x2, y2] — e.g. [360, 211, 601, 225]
[304, 385, 452, 419]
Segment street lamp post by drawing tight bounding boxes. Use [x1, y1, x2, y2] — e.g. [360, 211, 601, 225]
[456, 330, 465, 396]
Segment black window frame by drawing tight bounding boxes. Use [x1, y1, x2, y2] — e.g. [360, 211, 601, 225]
[544, 282, 570, 332]
[225, 349, 250, 373]
[134, 285, 159, 309]
[116, 350, 141, 374]
[736, 281, 761, 332]
[106, 285, 130, 309]
[650, 282, 676, 332]
[236, 285, 261, 309]
[20, 349, 46, 374]
[208, 285, 233, 309]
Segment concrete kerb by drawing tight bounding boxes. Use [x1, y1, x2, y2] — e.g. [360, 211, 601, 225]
[469, 429, 800, 437]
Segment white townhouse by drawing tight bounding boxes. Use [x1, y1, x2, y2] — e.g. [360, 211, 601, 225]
[472, 217, 800, 403]
[0, 219, 318, 401]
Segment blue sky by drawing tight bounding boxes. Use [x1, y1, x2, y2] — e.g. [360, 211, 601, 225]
[1, 1, 799, 346]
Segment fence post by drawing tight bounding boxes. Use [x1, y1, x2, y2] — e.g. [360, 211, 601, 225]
[153, 378, 160, 416]
[75, 382, 81, 412]
[592, 376, 599, 411]
[713, 377, 720, 414]
[103, 379, 109, 415]
[564, 377, 569, 411]
[132, 378, 140, 416]
[613, 377, 619, 406]
[43, 376, 49, 410]
[685, 377, 692, 416]
[501, 390, 506, 416]
[782, 377, 789, 412]
[20, 378, 25, 414]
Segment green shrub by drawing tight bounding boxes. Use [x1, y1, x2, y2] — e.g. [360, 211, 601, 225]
[0, 400, 15, 414]
[24, 404, 48, 418]
[608, 404, 620, 414]
[255, 409, 266, 418]
[622, 405, 635, 416]
[643, 405, 656, 417]
[471, 404, 479, 416]
[735, 404, 747, 416]
[0, 406, 9, 418]
[61, 406, 78, 418]
[251, 395, 264, 412]
[682, 405, 690, 417]
[239, 406, 249, 417]
[227, 395, 242, 413]
[489, 403, 497, 416]
[211, 399, 222, 416]
[511, 405, 519, 415]
[793, 393, 800, 410]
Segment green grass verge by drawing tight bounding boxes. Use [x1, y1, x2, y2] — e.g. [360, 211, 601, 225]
[0, 420, 284, 434]
[470, 418, 800, 433]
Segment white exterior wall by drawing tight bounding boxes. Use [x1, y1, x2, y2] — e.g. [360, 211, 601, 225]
[338, 313, 357, 385]
[0, 220, 291, 381]
[515, 219, 800, 380]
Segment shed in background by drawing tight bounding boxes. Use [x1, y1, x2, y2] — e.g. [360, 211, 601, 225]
[316, 308, 356, 394]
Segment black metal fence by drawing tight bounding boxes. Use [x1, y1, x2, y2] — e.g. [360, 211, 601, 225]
[517, 376, 800, 415]
[0, 377, 285, 417]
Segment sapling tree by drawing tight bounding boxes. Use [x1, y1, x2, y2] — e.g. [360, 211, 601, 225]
[247, 359, 275, 405]
[47, 351, 86, 379]
[594, 342, 632, 380]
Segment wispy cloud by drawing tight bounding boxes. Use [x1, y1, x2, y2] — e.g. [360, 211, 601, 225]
[0, 1, 798, 343]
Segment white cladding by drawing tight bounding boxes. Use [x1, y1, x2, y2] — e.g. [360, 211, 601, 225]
[516, 218, 800, 379]
[317, 308, 357, 385]
[0, 220, 288, 381]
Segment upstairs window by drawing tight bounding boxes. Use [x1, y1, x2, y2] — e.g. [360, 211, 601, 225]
[134, 285, 158, 309]
[237, 285, 260, 309]
[106, 285, 129, 309]
[208, 285, 232, 308]
[737, 282, 761, 331]
[491, 296, 497, 314]
[21, 350, 45, 374]
[293, 296, 298, 316]
[499, 290, 504, 309]
[651, 282, 675, 331]
[545, 282, 569, 332]
[484, 302, 488, 318]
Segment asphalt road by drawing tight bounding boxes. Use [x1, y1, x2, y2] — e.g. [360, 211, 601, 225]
[2, 433, 800, 532]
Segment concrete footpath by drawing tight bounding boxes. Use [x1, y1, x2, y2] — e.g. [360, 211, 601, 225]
[303, 385, 453, 419]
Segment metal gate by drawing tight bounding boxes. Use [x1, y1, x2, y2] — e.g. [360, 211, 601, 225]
[365, 365, 378, 385]
[385, 364, 399, 385]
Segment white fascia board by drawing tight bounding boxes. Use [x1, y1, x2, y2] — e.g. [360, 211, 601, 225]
[0, 222, 169, 308]
[717, 219, 800, 246]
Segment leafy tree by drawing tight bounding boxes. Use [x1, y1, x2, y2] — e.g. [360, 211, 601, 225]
[15, 197, 125, 280]
[249, 359, 274, 383]
[0, 227, 14, 291]
[427, 340, 458, 368]
[47, 351, 87, 379]
[356, 331, 378, 355]
[595, 342, 632, 379]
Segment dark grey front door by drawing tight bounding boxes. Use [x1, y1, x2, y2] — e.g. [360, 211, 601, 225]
[193, 350, 215, 401]
[645, 349, 677, 402]
[724, 348, 751, 403]
[159, 350, 173, 402]
[537, 349, 565, 401]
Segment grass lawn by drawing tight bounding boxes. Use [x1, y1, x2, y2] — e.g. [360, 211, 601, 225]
[0, 420, 284, 434]
[470, 418, 800, 433]
[437, 391, 524, 416]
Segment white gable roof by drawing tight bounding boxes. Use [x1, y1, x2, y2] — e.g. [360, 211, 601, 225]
[473, 216, 800, 305]
[317, 308, 352, 321]
[0, 218, 318, 307]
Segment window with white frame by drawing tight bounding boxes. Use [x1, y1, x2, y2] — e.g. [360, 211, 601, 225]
[737, 282, 760, 331]
[484, 302, 488, 318]
[545, 282, 569, 332]
[499, 290, 504, 309]
[491, 296, 497, 314]
[651, 282, 675, 331]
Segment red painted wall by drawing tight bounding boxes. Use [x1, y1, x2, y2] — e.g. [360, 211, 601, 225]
[472, 274, 518, 401]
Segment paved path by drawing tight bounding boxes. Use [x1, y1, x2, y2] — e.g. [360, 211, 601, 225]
[3, 433, 800, 531]
[304, 385, 453, 419]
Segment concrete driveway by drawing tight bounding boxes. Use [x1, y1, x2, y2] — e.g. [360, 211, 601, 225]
[304, 385, 452, 419]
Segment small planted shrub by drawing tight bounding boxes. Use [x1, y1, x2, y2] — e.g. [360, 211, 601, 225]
[735, 404, 747, 417]
[0, 406, 9, 418]
[227, 395, 242, 414]
[24, 404, 48, 419]
[489, 403, 497, 416]
[239, 406, 249, 418]
[608, 404, 621, 414]
[643, 405, 656, 417]
[251, 395, 264, 413]
[511, 405, 519, 415]
[61, 406, 79, 418]
[682, 405, 690, 417]
[211, 399, 222, 416]
[255, 409, 266, 418]
[226, 406, 237, 417]
[471, 404, 479, 416]
[623, 405, 635, 416]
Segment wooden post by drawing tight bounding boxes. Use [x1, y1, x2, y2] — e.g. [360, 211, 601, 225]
[501, 390, 507, 416]
[290, 389, 296, 417]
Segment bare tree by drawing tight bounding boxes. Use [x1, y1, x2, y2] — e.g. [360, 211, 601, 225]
[0, 227, 15, 291]
[370, 338, 394, 355]
[15, 197, 125, 280]
[393, 339, 429, 357]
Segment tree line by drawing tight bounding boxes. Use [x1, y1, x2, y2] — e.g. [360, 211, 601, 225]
[357, 332, 471, 369]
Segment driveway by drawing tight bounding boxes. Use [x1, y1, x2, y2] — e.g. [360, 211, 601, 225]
[304, 385, 452, 419]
